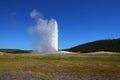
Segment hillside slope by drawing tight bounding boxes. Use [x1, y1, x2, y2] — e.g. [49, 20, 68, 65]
[64, 38, 120, 53]
[0, 49, 31, 53]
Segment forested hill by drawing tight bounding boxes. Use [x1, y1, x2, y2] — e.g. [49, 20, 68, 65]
[0, 49, 31, 53]
[64, 38, 120, 53]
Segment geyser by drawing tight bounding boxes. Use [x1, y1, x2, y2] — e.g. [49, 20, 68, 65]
[28, 10, 58, 53]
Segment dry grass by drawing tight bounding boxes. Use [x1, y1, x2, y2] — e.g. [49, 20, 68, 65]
[0, 53, 120, 79]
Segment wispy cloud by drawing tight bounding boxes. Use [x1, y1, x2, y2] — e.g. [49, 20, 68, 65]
[9, 12, 17, 27]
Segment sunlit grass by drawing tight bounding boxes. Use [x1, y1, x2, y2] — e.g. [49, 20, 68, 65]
[0, 53, 120, 78]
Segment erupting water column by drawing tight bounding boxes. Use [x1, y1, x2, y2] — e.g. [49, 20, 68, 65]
[28, 10, 58, 53]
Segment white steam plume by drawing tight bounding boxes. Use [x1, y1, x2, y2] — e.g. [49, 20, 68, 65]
[28, 10, 58, 53]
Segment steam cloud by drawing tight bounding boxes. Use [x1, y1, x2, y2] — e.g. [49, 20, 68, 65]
[28, 10, 58, 53]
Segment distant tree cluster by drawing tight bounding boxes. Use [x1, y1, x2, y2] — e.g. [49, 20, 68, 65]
[64, 38, 120, 53]
[0, 49, 31, 54]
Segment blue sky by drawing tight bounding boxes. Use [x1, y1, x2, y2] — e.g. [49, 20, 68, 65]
[0, 0, 120, 50]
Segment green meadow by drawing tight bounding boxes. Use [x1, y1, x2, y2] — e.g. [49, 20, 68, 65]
[0, 53, 120, 79]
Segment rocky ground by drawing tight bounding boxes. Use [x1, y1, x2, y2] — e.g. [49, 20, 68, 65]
[0, 71, 120, 80]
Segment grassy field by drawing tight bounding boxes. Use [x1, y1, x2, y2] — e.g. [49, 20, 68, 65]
[0, 53, 120, 80]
